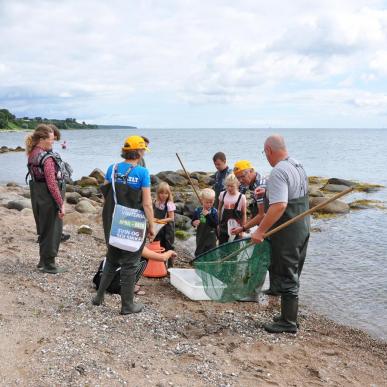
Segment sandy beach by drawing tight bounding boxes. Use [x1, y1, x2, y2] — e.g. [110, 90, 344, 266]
[0, 182, 386, 386]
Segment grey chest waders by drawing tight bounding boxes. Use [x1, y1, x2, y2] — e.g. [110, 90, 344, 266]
[29, 180, 65, 273]
[264, 195, 310, 333]
[94, 164, 145, 314]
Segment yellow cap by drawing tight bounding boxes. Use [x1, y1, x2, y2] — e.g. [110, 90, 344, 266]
[233, 160, 253, 175]
[122, 135, 150, 151]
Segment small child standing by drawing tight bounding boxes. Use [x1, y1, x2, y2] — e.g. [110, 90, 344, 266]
[153, 182, 176, 255]
[192, 188, 218, 257]
[218, 174, 247, 245]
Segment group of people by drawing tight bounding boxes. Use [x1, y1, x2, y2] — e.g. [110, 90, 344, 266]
[25, 125, 310, 334]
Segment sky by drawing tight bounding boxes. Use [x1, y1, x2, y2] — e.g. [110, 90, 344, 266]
[1, 0, 387, 128]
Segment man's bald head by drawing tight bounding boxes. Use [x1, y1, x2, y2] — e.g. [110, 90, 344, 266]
[264, 134, 287, 151]
[263, 134, 288, 167]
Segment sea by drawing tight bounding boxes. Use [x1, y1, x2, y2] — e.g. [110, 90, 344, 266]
[0, 128, 386, 341]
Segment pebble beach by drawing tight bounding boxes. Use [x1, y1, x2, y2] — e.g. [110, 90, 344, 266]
[0, 174, 386, 386]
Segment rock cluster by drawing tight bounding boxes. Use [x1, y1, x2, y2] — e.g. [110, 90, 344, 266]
[0, 145, 25, 153]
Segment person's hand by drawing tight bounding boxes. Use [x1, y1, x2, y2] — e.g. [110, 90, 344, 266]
[231, 226, 243, 235]
[254, 187, 266, 197]
[58, 203, 65, 219]
[147, 225, 155, 241]
[192, 219, 200, 227]
[251, 228, 265, 244]
[202, 209, 209, 216]
[164, 250, 177, 262]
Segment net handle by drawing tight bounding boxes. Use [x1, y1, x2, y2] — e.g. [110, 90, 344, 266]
[176, 153, 202, 204]
[216, 187, 354, 263]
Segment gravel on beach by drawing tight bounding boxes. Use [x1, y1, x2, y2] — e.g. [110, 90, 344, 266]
[0, 184, 386, 386]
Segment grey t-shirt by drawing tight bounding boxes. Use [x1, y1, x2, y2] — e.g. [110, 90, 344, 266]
[267, 157, 308, 204]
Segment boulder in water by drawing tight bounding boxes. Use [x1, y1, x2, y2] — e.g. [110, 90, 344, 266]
[327, 178, 356, 187]
[309, 197, 349, 214]
[322, 184, 350, 193]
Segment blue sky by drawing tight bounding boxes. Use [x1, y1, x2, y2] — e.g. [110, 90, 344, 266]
[1, 0, 387, 128]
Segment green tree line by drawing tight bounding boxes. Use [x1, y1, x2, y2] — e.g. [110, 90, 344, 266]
[0, 108, 98, 130]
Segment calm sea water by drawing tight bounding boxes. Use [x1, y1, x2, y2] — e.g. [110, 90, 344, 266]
[0, 128, 386, 340]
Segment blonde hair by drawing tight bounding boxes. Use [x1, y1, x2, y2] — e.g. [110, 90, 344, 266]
[25, 124, 53, 154]
[224, 173, 240, 187]
[200, 188, 215, 200]
[156, 182, 173, 203]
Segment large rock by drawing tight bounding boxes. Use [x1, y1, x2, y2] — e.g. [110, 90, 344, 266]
[6, 182, 20, 187]
[89, 168, 105, 184]
[327, 178, 356, 187]
[156, 171, 175, 181]
[308, 187, 324, 197]
[77, 176, 99, 187]
[75, 200, 97, 214]
[150, 174, 160, 185]
[164, 172, 188, 187]
[309, 197, 350, 214]
[66, 192, 82, 204]
[0, 192, 23, 205]
[183, 199, 200, 217]
[323, 184, 350, 193]
[79, 186, 99, 198]
[174, 202, 185, 214]
[6, 199, 32, 211]
[174, 213, 192, 231]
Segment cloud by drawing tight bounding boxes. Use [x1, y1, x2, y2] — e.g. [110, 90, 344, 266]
[0, 0, 387, 127]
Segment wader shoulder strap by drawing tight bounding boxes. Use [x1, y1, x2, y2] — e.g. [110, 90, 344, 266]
[234, 193, 242, 210]
[286, 158, 308, 197]
[111, 163, 135, 204]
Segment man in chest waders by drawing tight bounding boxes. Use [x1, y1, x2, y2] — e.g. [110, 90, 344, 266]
[251, 135, 310, 333]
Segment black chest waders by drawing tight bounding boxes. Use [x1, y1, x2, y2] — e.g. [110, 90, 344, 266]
[153, 204, 175, 252]
[218, 192, 243, 245]
[195, 218, 217, 257]
[28, 153, 66, 273]
[93, 164, 146, 314]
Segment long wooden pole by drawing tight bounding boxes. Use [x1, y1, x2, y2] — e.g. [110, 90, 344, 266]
[213, 186, 354, 263]
[176, 153, 202, 203]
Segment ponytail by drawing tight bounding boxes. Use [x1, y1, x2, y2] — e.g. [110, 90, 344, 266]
[25, 124, 53, 155]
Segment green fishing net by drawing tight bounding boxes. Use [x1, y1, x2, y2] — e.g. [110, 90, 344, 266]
[192, 238, 271, 302]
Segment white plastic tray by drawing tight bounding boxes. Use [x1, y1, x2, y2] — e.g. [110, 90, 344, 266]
[168, 268, 224, 301]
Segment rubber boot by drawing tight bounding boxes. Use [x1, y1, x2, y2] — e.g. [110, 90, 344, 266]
[92, 271, 116, 306]
[264, 296, 298, 333]
[41, 257, 67, 274]
[37, 257, 44, 270]
[120, 274, 143, 315]
[272, 313, 300, 328]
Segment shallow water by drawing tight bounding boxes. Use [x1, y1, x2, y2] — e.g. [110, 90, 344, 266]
[0, 128, 386, 340]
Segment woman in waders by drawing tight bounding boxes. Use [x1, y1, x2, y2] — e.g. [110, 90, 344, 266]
[26, 124, 66, 274]
[217, 174, 247, 245]
[92, 135, 155, 315]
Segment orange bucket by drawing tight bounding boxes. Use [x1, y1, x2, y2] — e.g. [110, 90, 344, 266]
[142, 241, 168, 278]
